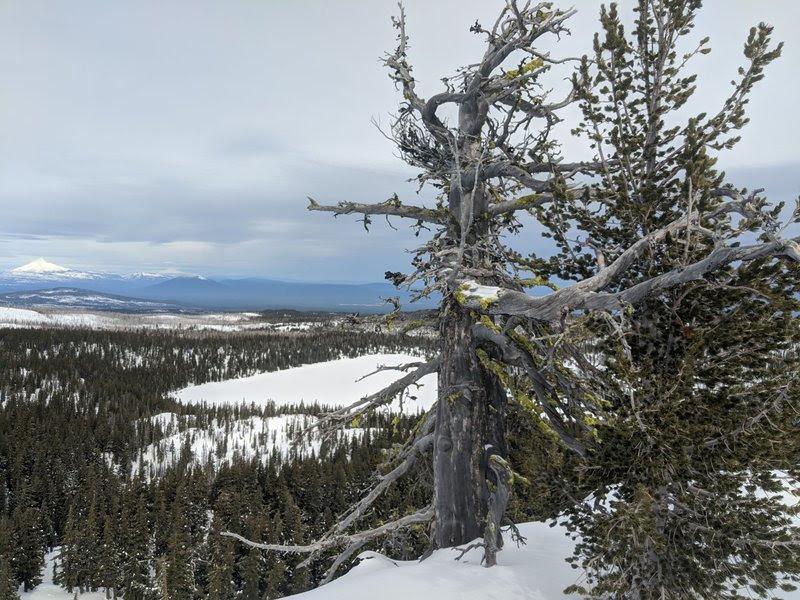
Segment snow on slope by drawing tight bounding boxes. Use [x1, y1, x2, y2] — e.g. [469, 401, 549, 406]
[0, 307, 49, 325]
[8, 258, 97, 280]
[288, 519, 800, 600]
[11, 258, 70, 274]
[129, 413, 373, 479]
[174, 353, 437, 413]
[0, 306, 272, 331]
[0, 306, 102, 328]
[291, 521, 582, 600]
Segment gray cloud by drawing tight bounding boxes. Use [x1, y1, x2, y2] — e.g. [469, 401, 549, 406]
[0, 0, 798, 280]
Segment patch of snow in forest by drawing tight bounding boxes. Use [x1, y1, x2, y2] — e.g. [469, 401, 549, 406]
[127, 413, 373, 479]
[20, 548, 106, 600]
[270, 322, 317, 332]
[173, 353, 437, 413]
[147, 411, 187, 430]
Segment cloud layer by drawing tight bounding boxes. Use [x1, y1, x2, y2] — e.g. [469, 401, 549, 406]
[0, 0, 798, 279]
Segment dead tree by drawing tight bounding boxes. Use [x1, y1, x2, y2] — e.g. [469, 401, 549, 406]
[227, 0, 799, 578]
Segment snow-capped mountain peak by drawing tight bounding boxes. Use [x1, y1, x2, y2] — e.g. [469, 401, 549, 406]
[11, 258, 70, 274]
[4, 258, 97, 281]
[122, 271, 174, 280]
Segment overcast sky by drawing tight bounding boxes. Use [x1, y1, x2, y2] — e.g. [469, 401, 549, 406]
[0, 1, 798, 280]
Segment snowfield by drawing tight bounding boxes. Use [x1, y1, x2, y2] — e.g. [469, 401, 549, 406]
[291, 521, 582, 600]
[0, 306, 280, 331]
[174, 353, 437, 413]
[289, 519, 800, 600]
[0, 306, 102, 328]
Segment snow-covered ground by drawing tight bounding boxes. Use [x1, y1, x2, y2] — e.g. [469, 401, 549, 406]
[289, 518, 800, 600]
[19, 525, 580, 600]
[174, 353, 437, 413]
[20, 549, 105, 600]
[292, 521, 582, 600]
[0, 306, 104, 328]
[0, 306, 280, 331]
[103, 354, 435, 478]
[21, 519, 800, 600]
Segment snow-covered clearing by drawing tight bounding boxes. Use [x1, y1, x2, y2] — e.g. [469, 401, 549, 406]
[111, 354, 436, 478]
[174, 353, 437, 413]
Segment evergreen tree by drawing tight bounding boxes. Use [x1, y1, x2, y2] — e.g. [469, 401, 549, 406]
[0, 519, 11, 566]
[84, 489, 102, 590]
[121, 493, 151, 600]
[207, 505, 236, 600]
[58, 504, 79, 593]
[0, 556, 19, 600]
[99, 515, 118, 599]
[10, 502, 44, 592]
[262, 558, 286, 600]
[222, 0, 799, 581]
[240, 547, 263, 600]
[155, 556, 169, 600]
[164, 495, 195, 600]
[152, 488, 170, 558]
[546, 1, 800, 597]
[240, 514, 269, 600]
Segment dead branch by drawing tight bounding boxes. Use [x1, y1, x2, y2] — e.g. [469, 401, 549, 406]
[308, 196, 446, 225]
[222, 505, 434, 554]
[311, 357, 440, 431]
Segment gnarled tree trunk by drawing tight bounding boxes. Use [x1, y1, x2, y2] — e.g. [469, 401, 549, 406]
[433, 298, 507, 548]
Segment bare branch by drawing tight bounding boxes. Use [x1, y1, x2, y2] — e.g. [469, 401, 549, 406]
[355, 360, 429, 382]
[222, 505, 434, 554]
[321, 539, 368, 585]
[308, 196, 446, 225]
[333, 415, 435, 534]
[312, 357, 440, 431]
[292, 411, 436, 573]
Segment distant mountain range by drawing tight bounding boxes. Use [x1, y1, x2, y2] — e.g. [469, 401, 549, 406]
[5, 257, 173, 283]
[0, 259, 433, 313]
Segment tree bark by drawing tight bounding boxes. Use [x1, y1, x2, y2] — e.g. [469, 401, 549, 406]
[433, 298, 507, 548]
